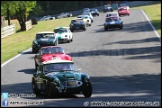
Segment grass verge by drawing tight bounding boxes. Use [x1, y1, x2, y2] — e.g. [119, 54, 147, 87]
[131, 3, 161, 36]
[1, 17, 75, 64]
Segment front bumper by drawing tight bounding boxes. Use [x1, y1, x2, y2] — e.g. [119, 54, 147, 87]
[105, 24, 121, 28]
[54, 80, 84, 94]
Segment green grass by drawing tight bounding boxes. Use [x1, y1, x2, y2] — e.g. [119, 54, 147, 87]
[1, 2, 161, 64]
[1, 17, 75, 64]
[131, 3, 161, 36]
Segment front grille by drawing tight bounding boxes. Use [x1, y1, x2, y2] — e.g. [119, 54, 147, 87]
[61, 80, 82, 87]
[67, 80, 77, 86]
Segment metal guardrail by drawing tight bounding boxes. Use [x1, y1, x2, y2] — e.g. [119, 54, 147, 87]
[1, 24, 16, 38]
[25, 20, 32, 31]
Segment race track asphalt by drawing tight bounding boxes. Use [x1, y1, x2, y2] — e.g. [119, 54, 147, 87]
[1, 9, 161, 107]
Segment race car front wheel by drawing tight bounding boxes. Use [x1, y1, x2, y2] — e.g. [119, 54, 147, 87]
[47, 82, 59, 98]
[82, 82, 93, 98]
[32, 79, 40, 96]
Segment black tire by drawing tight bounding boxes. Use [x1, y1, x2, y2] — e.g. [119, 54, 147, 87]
[71, 29, 74, 32]
[82, 82, 93, 98]
[32, 47, 35, 54]
[71, 36, 73, 42]
[98, 14, 99, 16]
[32, 79, 40, 96]
[119, 24, 123, 29]
[89, 24, 91, 26]
[83, 27, 86, 31]
[104, 27, 107, 31]
[47, 82, 58, 98]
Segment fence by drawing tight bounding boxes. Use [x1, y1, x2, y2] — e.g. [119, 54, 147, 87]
[25, 20, 32, 31]
[1, 24, 16, 38]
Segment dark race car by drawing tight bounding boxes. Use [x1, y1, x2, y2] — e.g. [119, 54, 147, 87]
[32, 60, 93, 98]
[32, 31, 58, 53]
[69, 18, 86, 32]
[34, 46, 72, 71]
[104, 16, 123, 31]
[90, 8, 99, 16]
[103, 5, 113, 13]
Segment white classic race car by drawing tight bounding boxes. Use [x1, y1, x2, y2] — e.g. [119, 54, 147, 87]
[54, 27, 73, 43]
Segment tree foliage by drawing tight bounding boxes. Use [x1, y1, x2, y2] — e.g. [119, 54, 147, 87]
[1, 1, 36, 31]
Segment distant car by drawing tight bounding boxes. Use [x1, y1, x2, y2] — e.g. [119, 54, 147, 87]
[104, 16, 123, 31]
[32, 60, 93, 98]
[90, 8, 99, 16]
[118, 6, 130, 16]
[83, 8, 90, 13]
[66, 12, 73, 17]
[34, 46, 72, 71]
[54, 27, 73, 43]
[118, 4, 130, 10]
[32, 31, 58, 53]
[56, 12, 72, 19]
[82, 12, 94, 23]
[40, 15, 55, 21]
[106, 12, 119, 18]
[77, 15, 92, 26]
[69, 18, 86, 32]
[103, 5, 113, 13]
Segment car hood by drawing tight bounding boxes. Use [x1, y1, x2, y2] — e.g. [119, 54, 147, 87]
[46, 71, 82, 82]
[41, 53, 71, 61]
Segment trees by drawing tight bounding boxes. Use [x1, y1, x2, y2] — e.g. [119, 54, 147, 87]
[1, 1, 36, 31]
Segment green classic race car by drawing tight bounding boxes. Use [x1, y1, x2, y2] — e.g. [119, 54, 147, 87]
[32, 60, 93, 98]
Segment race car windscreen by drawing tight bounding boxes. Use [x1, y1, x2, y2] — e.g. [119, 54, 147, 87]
[54, 28, 67, 33]
[106, 17, 118, 22]
[42, 47, 65, 54]
[36, 33, 54, 39]
[44, 63, 77, 72]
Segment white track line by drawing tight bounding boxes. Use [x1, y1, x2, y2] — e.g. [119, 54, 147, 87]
[1, 48, 32, 68]
[141, 9, 161, 41]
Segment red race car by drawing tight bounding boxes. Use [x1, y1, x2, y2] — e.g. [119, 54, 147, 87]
[34, 46, 72, 70]
[118, 6, 130, 16]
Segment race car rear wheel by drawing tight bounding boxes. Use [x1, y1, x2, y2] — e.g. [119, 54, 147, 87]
[82, 82, 93, 98]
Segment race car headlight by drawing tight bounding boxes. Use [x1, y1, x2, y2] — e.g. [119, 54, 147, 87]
[53, 78, 61, 84]
[65, 35, 68, 37]
[33, 40, 38, 45]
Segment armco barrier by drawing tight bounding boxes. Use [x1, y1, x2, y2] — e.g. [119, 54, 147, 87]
[1, 24, 16, 38]
[25, 20, 32, 31]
